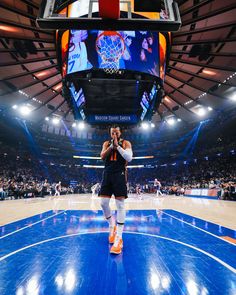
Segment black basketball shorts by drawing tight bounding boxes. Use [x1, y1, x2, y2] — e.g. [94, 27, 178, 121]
[99, 170, 128, 198]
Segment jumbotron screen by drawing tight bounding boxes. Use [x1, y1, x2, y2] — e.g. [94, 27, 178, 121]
[60, 30, 168, 80]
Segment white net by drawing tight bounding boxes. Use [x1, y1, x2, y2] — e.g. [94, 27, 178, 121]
[96, 31, 125, 74]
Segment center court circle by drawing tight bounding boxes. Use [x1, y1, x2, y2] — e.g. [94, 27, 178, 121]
[0, 232, 235, 295]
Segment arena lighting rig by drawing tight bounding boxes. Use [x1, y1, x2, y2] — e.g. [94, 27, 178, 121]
[73, 155, 154, 160]
[83, 165, 145, 168]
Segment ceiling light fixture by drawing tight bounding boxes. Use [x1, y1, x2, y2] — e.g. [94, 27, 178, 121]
[202, 70, 216, 76]
[167, 118, 176, 125]
[141, 122, 149, 130]
[19, 105, 31, 116]
[52, 117, 60, 125]
[197, 108, 206, 117]
[0, 25, 18, 33]
[230, 93, 236, 101]
[78, 122, 85, 129]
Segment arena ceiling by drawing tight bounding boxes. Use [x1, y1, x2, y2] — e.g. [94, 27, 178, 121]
[0, 0, 236, 127]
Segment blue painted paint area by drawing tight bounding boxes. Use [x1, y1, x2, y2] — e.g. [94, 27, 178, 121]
[0, 210, 62, 237]
[0, 210, 236, 295]
[163, 209, 236, 239]
[158, 210, 236, 269]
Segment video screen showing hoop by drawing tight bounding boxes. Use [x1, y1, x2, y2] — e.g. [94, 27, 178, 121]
[66, 30, 159, 76]
[60, 30, 169, 80]
[47, 0, 173, 126]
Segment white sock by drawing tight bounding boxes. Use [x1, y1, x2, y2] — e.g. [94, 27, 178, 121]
[107, 215, 116, 228]
[101, 197, 111, 219]
[115, 199, 126, 224]
[101, 197, 116, 232]
[115, 198, 126, 239]
[116, 223, 124, 239]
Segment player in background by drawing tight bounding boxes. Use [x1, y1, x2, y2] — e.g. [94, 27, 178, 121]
[91, 183, 100, 199]
[54, 181, 61, 196]
[154, 179, 163, 197]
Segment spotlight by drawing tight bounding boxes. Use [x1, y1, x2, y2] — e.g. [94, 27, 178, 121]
[230, 93, 236, 101]
[177, 118, 182, 122]
[151, 123, 155, 128]
[45, 117, 49, 121]
[202, 70, 216, 76]
[72, 122, 77, 128]
[141, 122, 149, 130]
[207, 106, 213, 111]
[197, 108, 206, 117]
[78, 121, 85, 129]
[12, 105, 18, 109]
[52, 117, 60, 125]
[19, 105, 31, 116]
[167, 118, 175, 125]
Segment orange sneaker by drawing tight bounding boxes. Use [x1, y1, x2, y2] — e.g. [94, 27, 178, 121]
[110, 236, 123, 254]
[109, 225, 117, 244]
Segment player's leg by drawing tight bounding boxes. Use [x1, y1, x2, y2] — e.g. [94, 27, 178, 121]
[110, 197, 125, 254]
[110, 171, 127, 254]
[92, 189, 95, 198]
[100, 196, 116, 242]
[139, 188, 143, 200]
[115, 197, 126, 239]
[99, 172, 116, 243]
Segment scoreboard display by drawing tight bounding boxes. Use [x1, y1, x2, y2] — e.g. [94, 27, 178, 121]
[58, 28, 169, 125]
[60, 29, 169, 81]
[54, 1, 171, 126]
[65, 30, 160, 77]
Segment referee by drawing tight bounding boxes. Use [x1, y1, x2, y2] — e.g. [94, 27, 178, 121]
[99, 125, 133, 254]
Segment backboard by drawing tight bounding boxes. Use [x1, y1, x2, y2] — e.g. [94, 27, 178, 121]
[37, 0, 181, 31]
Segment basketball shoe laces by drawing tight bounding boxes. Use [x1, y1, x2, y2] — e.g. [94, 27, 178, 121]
[113, 234, 122, 247]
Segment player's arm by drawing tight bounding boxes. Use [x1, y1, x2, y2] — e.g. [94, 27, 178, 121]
[100, 141, 113, 160]
[116, 140, 133, 162]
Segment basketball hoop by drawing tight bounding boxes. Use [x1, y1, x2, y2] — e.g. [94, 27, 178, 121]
[96, 31, 125, 74]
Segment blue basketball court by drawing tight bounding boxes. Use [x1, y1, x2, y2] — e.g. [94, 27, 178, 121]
[1, 209, 235, 294]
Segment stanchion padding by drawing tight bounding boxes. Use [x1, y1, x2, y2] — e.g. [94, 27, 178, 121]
[99, 0, 120, 19]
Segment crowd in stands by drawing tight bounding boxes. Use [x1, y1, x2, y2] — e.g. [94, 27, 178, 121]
[0, 150, 235, 201]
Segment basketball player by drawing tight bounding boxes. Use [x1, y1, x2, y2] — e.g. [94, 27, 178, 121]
[91, 182, 100, 198]
[100, 125, 133, 254]
[67, 30, 92, 74]
[154, 179, 163, 197]
[136, 184, 142, 200]
[54, 181, 61, 196]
